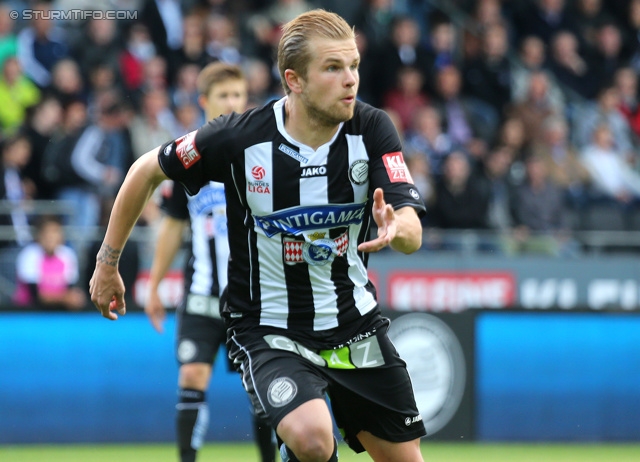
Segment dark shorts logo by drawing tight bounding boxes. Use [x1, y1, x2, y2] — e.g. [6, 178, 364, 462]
[177, 339, 198, 363]
[348, 160, 368, 185]
[267, 377, 298, 408]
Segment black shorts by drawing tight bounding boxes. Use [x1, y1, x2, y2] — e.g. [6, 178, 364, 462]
[176, 293, 227, 366]
[229, 315, 426, 453]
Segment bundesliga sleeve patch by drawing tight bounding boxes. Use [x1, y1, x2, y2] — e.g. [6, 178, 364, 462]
[382, 152, 413, 183]
[175, 130, 201, 169]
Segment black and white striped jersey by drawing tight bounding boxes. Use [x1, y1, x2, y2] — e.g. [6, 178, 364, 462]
[160, 180, 229, 298]
[158, 97, 425, 334]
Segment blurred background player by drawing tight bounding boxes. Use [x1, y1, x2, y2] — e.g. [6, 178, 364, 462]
[144, 62, 275, 462]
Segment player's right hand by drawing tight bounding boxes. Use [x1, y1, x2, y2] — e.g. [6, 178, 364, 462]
[145, 290, 166, 333]
[89, 262, 126, 321]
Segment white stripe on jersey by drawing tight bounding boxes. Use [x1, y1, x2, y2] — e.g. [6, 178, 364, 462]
[245, 142, 289, 328]
[345, 134, 376, 315]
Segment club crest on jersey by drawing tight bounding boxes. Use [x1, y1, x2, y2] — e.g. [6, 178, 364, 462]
[283, 231, 349, 266]
[382, 152, 413, 183]
[175, 130, 201, 169]
[301, 165, 327, 178]
[348, 159, 368, 185]
[278, 143, 308, 164]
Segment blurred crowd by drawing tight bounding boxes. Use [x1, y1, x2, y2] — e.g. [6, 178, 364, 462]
[4, 0, 640, 307]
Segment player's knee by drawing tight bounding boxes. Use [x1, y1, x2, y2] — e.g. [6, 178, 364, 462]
[291, 440, 333, 462]
[179, 363, 210, 389]
[283, 429, 334, 462]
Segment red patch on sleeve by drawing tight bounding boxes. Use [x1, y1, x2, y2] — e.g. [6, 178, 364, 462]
[175, 130, 201, 169]
[382, 152, 413, 183]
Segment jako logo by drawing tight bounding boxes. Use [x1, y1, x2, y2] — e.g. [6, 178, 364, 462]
[252, 165, 265, 180]
[301, 166, 327, 177]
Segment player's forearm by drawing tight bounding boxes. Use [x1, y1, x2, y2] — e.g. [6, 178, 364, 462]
[148, 216, 186, 291]
[390, 206, 423, 254]
[97, 150, 167, 268]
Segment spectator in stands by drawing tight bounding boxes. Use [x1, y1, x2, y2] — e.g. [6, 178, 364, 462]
[580, 123, 640, 207]
[431, 64, 498, 162]
[139, 0, 184, 60]
[477, 144, 516, 233]
[41, 92, 131, 229]
[511, 35, 565, 112]
[614, 66, 640, 140]
[205, 13, 244, 66]
[382, 66, 429, 133]
[507, 153, 574, 256]
[423, 19, 458, 93]
[49, 58, 87, 107]
[16, 1, 69, 88]
[0, 133, 33, 245]
[21, 96, 63, 200]
[513, 0, 578, 44]
[405, 152, 433, 213]
[59, 98, 88, 135]
[571, 0, 614, 53]
[119, 24, 157, 95]
[462, 21, 512, 118]
[621, 0, 640, 73]
[354, 0, 396, 49]
[171, 63, 201, 110]
[472, 0, 509, 35]
[172, 102, 201, 139]
[532, 116, 592, 210]
[169, 14, 211, 81]
[548, 30, 599, 101]
[496, 116, 530, 166]
[0, 5, 17, 70]
[129, 89, 175, 159]
[72, 18, 122, 86]
[14, 215, 86, 311]
[0, 56, 40, 136]
[506, 71, 563, 148]
[86, 63, 121, 117]
[142, 55, 170, 93]
[573, 85, 636, 164]
[375, 15, 431, 107]
[589, 21, 627, 93]
[405, 105, 457, 178]
[427, 150, 490, 230]
[243, 58, 280, 108]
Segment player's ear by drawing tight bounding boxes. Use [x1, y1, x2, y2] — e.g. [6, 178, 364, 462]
[198, 94, 208, 112]
[284, 69, 303, 94]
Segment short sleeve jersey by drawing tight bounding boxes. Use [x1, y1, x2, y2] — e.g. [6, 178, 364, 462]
[160, 180, 229, 297]
[158, 97, 425, 334]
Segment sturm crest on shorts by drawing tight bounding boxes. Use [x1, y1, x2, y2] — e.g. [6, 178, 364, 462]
[267, 377, 298, 408]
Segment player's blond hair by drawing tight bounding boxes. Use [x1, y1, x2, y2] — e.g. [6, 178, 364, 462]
[277, 9, 355, 95]
[196, 62, 245, 96]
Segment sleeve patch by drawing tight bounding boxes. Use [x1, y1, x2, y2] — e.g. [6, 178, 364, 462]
[175, 130, 201, 169]
[382, 152, 413, 183]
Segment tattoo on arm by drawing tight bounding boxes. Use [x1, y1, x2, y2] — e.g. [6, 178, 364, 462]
[97, 243, 122, 267]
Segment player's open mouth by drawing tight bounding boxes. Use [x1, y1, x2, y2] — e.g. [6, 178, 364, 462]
[342, 96, 355, 103]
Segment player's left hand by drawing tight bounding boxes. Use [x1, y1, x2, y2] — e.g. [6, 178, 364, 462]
[358, 188, 396, 253]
